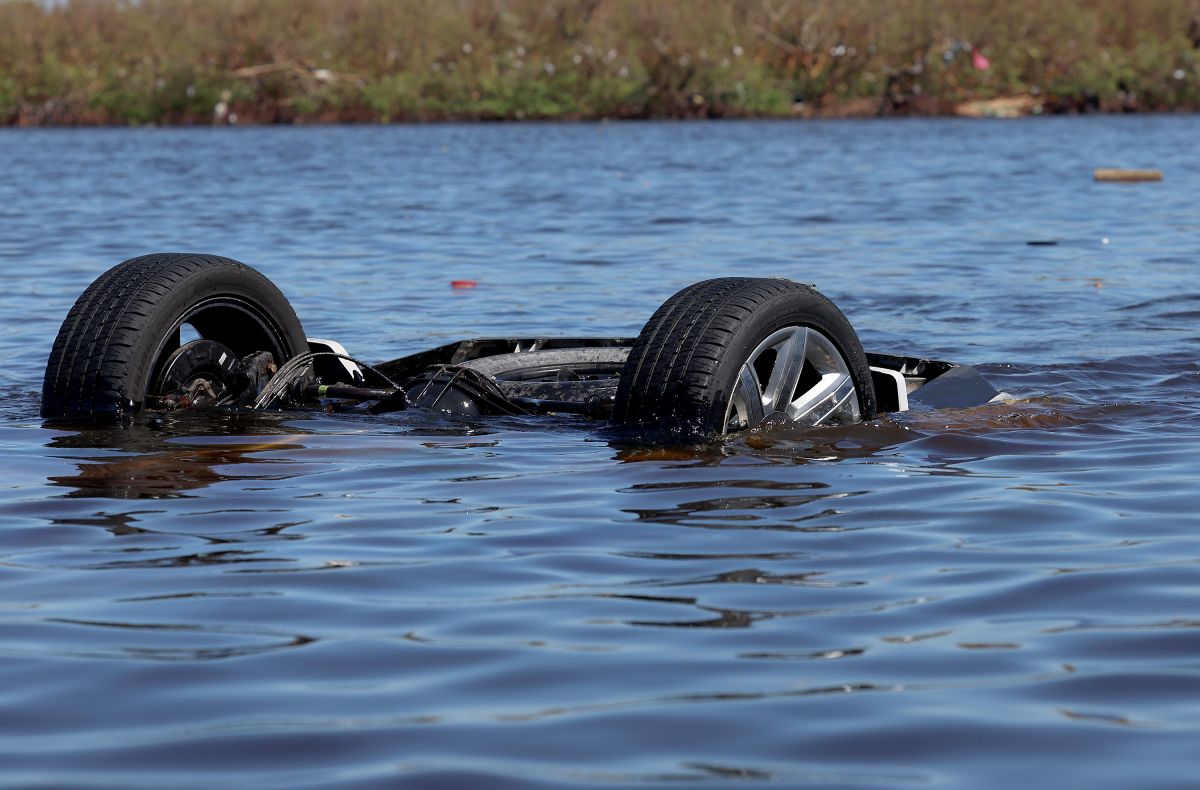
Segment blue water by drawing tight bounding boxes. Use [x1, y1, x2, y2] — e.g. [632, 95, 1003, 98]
[1, 117, 1199, 788]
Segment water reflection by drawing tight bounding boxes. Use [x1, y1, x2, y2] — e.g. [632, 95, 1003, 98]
[45, 413, 310, 499]
[40, 616, 316, 661]
[622, 592, 938, 629]
[608, 419, 915, 464]
[625, 492, 859, 531]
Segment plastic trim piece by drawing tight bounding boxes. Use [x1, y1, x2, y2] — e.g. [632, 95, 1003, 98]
[308, 338, 365, 383]
[869, 366, 909, 413]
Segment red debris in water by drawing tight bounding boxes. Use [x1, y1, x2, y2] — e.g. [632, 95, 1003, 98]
[451, 279, 478, 289]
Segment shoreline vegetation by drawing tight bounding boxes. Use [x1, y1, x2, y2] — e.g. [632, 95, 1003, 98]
[5, 0, 1200, 126]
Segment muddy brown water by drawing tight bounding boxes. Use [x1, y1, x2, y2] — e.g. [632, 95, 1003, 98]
[1, 118, 1199, 787]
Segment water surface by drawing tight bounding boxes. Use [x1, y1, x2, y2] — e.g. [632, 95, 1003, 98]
[2, 117, 1199, 788]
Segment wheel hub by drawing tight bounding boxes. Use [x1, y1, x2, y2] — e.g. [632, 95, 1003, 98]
[149, 339, 245, 409]
[724, 325, 860, 433]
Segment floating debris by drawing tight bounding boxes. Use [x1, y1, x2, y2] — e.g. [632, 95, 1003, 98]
[954, 95, 1038, 118]
[1094, 168, 1163, 182]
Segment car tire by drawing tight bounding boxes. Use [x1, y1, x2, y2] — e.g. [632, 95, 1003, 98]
[612, 277, 876, 438]
[42, 253, 308, 421]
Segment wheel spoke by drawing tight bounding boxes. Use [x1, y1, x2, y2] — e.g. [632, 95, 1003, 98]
[789, 372, 856, 425]
[762, 327, 808, 414]
[729, 364, 766, 429]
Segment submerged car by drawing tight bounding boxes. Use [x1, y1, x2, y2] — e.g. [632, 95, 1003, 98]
[41, 253, 999, 438]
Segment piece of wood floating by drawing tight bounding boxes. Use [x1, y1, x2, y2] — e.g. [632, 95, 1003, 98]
[1094, 168, 1163, 182]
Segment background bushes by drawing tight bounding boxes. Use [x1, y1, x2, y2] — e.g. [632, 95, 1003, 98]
[3, 0, 1199, 125]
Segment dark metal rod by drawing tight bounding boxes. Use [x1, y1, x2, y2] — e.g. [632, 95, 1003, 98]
[304, 384, 398, 401]
[508, 396, 592, 415]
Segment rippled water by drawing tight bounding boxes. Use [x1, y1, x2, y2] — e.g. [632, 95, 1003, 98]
[2, 117, 1199, 788]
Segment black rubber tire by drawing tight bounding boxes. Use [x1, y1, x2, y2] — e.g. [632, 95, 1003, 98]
[612, 277, 877, 438]
[42, 253, 307, 421]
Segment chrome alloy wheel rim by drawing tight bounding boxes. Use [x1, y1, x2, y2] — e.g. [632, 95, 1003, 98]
[723, 325, 860, 433]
